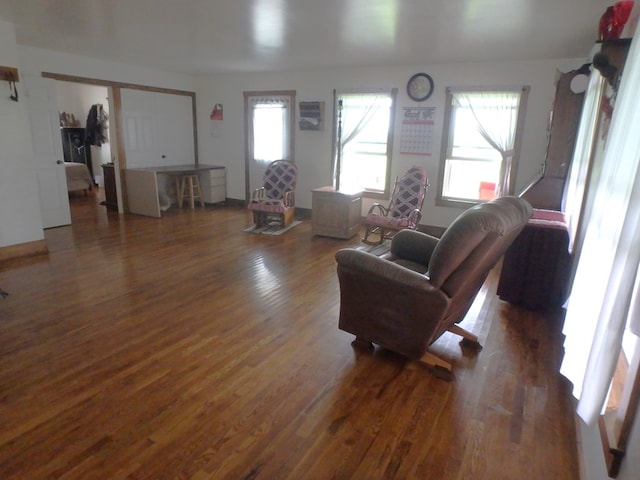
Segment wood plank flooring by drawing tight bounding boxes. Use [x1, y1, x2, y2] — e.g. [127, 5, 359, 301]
[0, 190, 580, 479]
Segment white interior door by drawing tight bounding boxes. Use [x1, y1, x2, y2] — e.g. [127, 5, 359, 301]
[121, 89, 195, 169]
[24, 76, 71, 228]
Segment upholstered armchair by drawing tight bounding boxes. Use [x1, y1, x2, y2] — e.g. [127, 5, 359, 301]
[248, 160, 298, 228]
[335, 196, 532, 376]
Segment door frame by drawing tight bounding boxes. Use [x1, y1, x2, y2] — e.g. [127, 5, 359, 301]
[243, 90, 296, 202]
[41, 72, 197, 213]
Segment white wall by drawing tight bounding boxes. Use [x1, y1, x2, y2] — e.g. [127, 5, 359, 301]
[55, 82, 104, 127]
[195, 58, 583, 227]
[0, 20, 45, 248]
[18, 46, 195, 92]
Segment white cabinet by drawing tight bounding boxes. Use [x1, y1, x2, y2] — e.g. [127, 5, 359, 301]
[200, 167, 226, 204]
[312, 186, 362, 239]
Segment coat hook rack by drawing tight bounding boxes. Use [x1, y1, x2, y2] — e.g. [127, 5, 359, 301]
[1, 66, 20, 102]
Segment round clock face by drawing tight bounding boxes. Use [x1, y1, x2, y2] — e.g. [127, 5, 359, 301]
[407, 73, 434, 102]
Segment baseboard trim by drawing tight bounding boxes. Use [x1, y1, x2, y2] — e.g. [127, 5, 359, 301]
[225, 198, 245, 207]
[0, 240, 48, 263]
[229, 199, 443, 235]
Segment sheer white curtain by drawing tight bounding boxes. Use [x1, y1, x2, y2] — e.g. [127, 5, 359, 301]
[333, 90, 389, 190]
[249, 96, 291, 163]
[561, 71, 605, 254]
[560, 32, 640, 424]
[452, 89, 526, 196]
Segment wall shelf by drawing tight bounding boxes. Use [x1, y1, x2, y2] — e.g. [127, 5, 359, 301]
[0, 66, 19, 82]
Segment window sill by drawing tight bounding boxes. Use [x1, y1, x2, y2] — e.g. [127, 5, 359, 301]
[362, 190, 389, 201]
[436, 197, 479, 208]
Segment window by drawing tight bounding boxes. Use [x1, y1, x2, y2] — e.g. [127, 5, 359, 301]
[438, 87, 529, 205]
[252, 102, 289, 161]
[333, 89, 397, 196]
[247, 94, 293, 162]
[244, 91, 295, 200]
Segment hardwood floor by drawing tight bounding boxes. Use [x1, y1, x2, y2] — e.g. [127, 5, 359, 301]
[0, 191, 580, 479]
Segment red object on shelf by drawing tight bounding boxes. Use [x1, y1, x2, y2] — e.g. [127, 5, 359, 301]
[599, 1, 635, 40]
[600, 6, 621, 40]
[614, 1, 635, 26]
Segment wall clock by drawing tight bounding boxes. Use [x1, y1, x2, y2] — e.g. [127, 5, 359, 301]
[407, 73, 434, 102]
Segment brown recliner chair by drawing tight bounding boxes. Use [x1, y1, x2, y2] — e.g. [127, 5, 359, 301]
[335, 196, 533, 375]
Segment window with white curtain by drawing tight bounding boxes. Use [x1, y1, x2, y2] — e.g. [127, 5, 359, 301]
[561, 71, 606, 256]
[244, 91, 295, 201]
[333, 89, 397, 195]
[249, 95, 292, 162]
[438, 87, 529, 205]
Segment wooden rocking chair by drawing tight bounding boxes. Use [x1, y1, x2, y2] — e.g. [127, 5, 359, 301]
[362, 166, 428, 245]
[248, 160, 298, 228]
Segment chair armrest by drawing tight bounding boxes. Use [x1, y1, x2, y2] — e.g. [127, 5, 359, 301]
[407, 208, 423, 223]
[389, 229, 439, 266]
[283, 190, 295, 206]
[366, 203, 389, 216]
[335, 248, 437, 291]
[250, 187, 265, 202]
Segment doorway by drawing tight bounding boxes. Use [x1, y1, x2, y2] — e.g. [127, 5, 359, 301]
[243, 90, 296, 201]
[37, 71, 199, 228]
[55, 81, 114, 223]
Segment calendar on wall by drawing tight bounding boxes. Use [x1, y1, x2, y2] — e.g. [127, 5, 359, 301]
[400, 107, 436, 155]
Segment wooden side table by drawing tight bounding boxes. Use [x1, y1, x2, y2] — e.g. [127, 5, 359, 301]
[312, 186, 362, 239]
[101, 163, 118, 210]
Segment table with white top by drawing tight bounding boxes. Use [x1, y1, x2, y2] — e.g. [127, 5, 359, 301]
[125, 164, 226, 217]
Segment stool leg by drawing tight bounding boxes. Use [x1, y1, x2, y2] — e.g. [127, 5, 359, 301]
[177, 176, 185, 208]
[187, 176, 195, 209]
[194, 176, 204, 207]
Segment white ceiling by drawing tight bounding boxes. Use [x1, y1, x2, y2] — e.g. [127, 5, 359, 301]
[0, 0, 618, 75]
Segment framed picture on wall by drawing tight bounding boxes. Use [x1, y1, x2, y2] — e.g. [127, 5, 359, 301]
[299, 101, 324, 131]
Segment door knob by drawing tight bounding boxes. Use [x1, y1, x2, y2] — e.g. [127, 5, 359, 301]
[56, 160, 63, 165]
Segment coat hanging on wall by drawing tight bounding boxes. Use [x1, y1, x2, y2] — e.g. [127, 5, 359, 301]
[85, 104, 109, 146]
